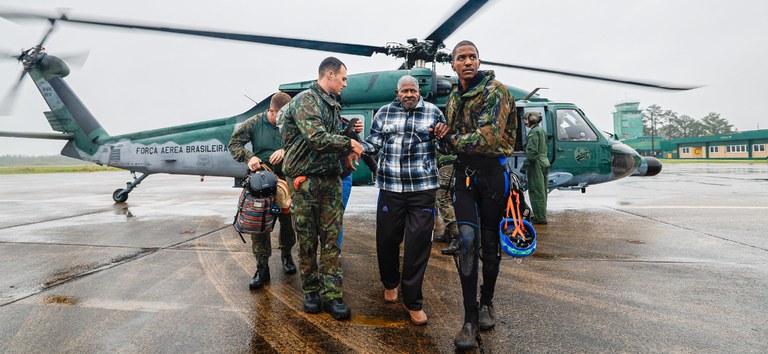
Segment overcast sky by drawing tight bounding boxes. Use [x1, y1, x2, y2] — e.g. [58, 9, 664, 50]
[1, 0, 767, 156]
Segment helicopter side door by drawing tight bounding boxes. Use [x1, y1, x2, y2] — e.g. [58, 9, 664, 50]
[509, 106, 551, 173]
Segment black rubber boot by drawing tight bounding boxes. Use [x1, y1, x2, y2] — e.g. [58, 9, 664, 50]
[454, 322, 479, 349]
[454, 303, 479, 349]
[249, 266, 270, 290]
[478, 304, 496, 330]
[303, 292, 321, 313]
[281, 255, 297, 274]
[323, 298, 351, 320]
[441, 238, 460, 255]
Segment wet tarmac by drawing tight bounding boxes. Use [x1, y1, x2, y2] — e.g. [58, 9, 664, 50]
[1, 163, 766, 353]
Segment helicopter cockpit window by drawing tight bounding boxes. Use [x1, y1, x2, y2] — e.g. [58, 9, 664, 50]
[556, 109, 598, 142]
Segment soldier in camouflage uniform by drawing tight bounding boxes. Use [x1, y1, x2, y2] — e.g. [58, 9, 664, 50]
[281, 57, 363, 321]
[436, 152, 460, 255]
[228, 92, 296, 290]
[434, 40, 518, 350]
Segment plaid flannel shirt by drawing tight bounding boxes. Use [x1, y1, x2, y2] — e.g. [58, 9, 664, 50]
[361, 97, 446, 193]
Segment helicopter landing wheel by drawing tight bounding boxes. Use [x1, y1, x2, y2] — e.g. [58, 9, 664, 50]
[113, 188, 129, 203]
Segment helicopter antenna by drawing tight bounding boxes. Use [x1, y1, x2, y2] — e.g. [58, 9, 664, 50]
[523, 87, 548, 101]
[243, 94, 258, 104]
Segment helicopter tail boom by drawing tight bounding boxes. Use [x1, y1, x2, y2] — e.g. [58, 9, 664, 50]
[25, 54, 111, 158]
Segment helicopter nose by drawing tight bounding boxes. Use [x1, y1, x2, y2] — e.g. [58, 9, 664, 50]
[610, 143, 641, 180]
[633, 156, 663, 176]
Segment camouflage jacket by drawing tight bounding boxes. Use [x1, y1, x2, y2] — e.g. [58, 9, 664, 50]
[281, 82, 352, 177]
[443, 70, 517, 157]
[228, 112, 284, 172]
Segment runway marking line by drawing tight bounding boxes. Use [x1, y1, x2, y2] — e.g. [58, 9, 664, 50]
[619, 206, 768, 209]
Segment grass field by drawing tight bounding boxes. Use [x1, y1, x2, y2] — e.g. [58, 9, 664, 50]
[658, 158, 767, 164]
[0, 165, 122, 175]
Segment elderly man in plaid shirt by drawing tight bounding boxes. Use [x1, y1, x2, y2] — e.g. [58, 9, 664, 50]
[361, 75, 446, 326]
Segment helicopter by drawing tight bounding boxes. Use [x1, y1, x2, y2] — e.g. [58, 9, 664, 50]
[0, 0, 683, 203]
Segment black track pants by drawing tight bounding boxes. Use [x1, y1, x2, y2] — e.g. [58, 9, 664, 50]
[376, 189, 436, 311]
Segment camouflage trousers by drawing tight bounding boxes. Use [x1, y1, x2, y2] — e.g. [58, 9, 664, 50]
[288, 175, 344, 301]
[251, 212, 295, 266]
[435, 164, 458, 239]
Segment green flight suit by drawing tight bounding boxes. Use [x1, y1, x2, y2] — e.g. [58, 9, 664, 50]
[522, 123, 550, 223]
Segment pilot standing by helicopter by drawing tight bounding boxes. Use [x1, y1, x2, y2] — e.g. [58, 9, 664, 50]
[521, 111, 550, 225]
[228, 92, 296, 290]
[433, 40, 518, 350]
[281, 57, 363, 321]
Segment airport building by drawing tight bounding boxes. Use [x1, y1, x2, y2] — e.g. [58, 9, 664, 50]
[613, 103, 768, 160]
[622, 130, 768, 160]
[668, 130, 768, 159]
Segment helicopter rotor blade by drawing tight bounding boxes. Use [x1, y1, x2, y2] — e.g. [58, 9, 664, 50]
[425, 0, 489, 44]
[0, 11, 389, 57]
[482, 60, 701, 91]
[0, 70, 28, 116]
[57, 49, 90, 67]
[1, 49, 20, 60]
[35, 18, 58, 49]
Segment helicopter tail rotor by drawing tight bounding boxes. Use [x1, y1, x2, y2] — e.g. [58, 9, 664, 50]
[1, 49, 21, 60]
[57, 50, 90, 67]
[0, 69, 27, 116]
[0, 13, 88, 116]
[0, 14, 60, 116]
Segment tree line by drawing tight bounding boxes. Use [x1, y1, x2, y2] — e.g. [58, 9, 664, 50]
[0, 155, 82, 166]
[642, 104, 736, 139]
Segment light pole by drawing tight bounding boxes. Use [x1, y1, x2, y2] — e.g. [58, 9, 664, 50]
[650, 110, 655, 156]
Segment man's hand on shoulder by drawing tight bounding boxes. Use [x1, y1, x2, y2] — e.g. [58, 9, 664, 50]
[354, 120, 364, 134]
